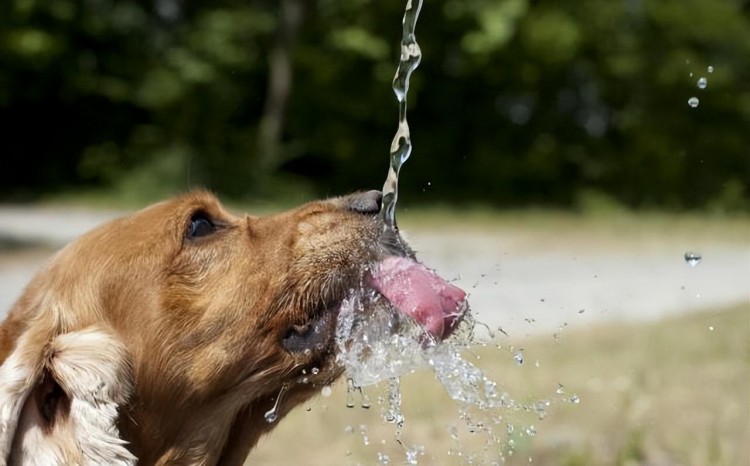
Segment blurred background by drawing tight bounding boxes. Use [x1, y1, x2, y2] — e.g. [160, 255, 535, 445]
[0, 0, 748, 465]
[0, 0, 748, 210]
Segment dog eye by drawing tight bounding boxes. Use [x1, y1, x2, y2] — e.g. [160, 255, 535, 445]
[187, 212, 216, 238]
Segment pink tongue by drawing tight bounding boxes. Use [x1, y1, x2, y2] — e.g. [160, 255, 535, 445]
[369, 256, 467, 340]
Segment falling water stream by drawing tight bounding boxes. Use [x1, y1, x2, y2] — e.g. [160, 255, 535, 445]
[379, 0, 423, 229]
[297, 1, 585, 464]
[327, 1, 572, 463]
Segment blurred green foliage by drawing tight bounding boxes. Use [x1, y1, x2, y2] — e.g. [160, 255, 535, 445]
[0, 0, 747, 210]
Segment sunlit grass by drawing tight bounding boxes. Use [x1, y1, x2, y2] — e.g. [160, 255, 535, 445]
[250, 304, 749, 465]
[396, 204, 750, 249]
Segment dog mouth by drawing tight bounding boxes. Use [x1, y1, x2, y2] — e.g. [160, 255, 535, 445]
[367, 256, 467, 340]
[281, 254, 467, 357]
[281, 306, 339, 354]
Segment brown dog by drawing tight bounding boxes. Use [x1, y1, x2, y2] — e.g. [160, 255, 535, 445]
[0, 190, 466, 465]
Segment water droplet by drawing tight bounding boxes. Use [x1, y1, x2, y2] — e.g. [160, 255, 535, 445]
[378, 452, 391, 464]
[344, 425, 355, 434]
[359, 424, 370, 446]
[684, 251, 702, 266]
[321, 385, 332, 397]
[382, 378, 405, 432]
[525, 425, 537, 437]
[570, 394, 580, 404]
[707, 65, 714, 73]
[513, 351, 524, 366]
[533, 400, 551, 420]
[688, 97, 699, 108]
[311, 367, 320, 375]
[697, 77, 707, 89]
[346, 378, 356, 408]
[264, 383, 288, 423]
[708, 325, 714, 331]
[405, 446, 424, 464]
[556, 383, 565, 394]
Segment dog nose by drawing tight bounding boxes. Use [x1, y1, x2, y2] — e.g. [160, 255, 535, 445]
[346, 190, 382, 215]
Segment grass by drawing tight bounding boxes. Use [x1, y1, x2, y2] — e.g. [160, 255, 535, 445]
[249, 304, 749, 465]
[396, 204, 749, 252]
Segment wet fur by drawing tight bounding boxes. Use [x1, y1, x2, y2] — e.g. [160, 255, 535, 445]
[0, 190, 389, 465]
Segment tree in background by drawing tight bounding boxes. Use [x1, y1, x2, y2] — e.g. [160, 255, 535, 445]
[0, 0, 747, 211]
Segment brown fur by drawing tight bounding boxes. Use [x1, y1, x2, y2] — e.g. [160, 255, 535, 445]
[0, 190, 395, 465]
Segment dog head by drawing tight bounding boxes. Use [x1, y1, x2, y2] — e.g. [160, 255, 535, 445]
[0, 190, 466, 465]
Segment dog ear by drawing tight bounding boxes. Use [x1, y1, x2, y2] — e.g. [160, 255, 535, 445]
[0, 325, 136, 466]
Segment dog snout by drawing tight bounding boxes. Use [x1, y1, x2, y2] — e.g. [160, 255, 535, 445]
[345, 190, 382, 215]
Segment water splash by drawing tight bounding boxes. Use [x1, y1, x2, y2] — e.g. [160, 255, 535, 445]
[329, 2, 582, 461]
[336, 293, 421, 386]
[380, 0, 424, 229]
[335, 267, 589, 459]
[334, 286, 565, 462]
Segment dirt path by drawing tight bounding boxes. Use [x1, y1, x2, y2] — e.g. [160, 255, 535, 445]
[410, 230, 748, 338]
[1, 206, 747, 340]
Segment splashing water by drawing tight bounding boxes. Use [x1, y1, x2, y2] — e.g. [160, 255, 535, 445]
[380, 0, 423, 229]
[330, 1, 578, 462]
[336, 291, 429, 387]
[334, 285, 562, 463]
